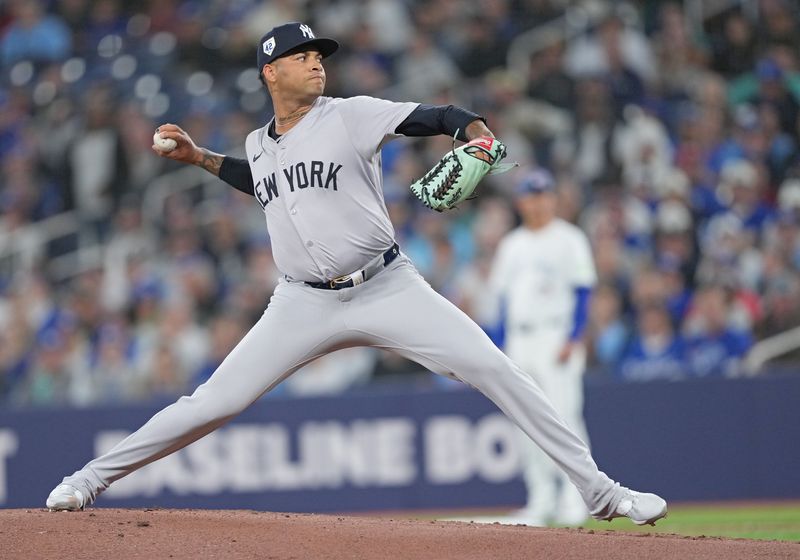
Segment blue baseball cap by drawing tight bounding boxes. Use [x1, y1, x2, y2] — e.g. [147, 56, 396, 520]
[257, 22, 339, 71]
[756, 58, 783, 81]
[514, 168, 556, 197]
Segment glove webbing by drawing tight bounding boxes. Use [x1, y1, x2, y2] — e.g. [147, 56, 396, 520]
[421, 153, 463, 201]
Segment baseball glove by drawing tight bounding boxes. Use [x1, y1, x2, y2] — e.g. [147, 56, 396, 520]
[410, 136, 510, 212]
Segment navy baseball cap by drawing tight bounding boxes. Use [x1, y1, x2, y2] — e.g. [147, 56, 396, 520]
[514, 168, 556, 197]
[257, 22, 339, 71]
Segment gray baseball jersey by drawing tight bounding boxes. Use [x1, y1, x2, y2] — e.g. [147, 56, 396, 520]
[245, 95, 417, 282]
[53, 94, 632, 520]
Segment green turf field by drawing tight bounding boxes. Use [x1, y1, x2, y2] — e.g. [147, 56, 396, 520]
[430, 502, 800, 542]
[580, 502, 800, 542]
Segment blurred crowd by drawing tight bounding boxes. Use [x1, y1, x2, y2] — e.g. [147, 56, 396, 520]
[1, 0, 800, 408]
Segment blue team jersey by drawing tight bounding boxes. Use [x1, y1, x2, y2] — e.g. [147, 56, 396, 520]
[685, 330, 753, 377]
[618, 335, 687, 382]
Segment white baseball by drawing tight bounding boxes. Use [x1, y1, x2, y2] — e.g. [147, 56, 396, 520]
[153, 131, 178, 152]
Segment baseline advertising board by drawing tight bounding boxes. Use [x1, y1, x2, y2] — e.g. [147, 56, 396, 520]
[1, 374, 799, 510]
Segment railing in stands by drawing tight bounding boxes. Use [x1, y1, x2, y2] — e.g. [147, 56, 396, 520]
[0, 163, 226, 284]
[744, 325, 800, 375]
[506, 2, 596, 78]
[140, 165, 215, 226]
[0, 210, 81, 283]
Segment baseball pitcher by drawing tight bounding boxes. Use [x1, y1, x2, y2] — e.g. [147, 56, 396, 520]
[46, 22, 667, 527]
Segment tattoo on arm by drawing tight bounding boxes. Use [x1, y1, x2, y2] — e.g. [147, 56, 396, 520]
[196, 148, 224, 177]
[465, 119, 494, 141]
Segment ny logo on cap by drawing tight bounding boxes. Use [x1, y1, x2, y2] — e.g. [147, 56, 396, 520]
[263, 36, 276, 55]
[299, 24, 315, 38]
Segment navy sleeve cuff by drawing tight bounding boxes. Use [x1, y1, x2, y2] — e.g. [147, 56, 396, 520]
[219, 156, 255, 197]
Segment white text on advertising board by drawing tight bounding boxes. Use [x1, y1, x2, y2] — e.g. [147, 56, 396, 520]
[99, 414, 521, 497]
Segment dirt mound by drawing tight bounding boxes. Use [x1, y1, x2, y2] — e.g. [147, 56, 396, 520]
[2, 509, 797, 559]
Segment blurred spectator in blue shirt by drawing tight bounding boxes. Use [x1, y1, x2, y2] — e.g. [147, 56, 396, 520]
[618, 304, 687, 382]
[715, 159, 775, 236]
[10, 330, 72, 406]
[749, 57, 800, 140]
[190, 312, 247, 387]
[733, 57, 800, 147]
[587, 283, 629, 369]
[684, 284, 753, 377]
[1, 0, 71, 67]
[654, 199, 696, 267]
[657, 255, 693, 327]
[83, 319, 141, 403]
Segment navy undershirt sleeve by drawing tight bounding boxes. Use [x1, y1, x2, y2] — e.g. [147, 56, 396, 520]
[395, 104, 485, 142]
[219, 156, 255, 197]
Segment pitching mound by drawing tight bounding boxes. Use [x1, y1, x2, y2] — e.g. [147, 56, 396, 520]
[2, 509, 797, 559]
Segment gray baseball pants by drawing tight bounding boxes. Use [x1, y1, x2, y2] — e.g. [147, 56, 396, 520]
[61, 255, 622, 515]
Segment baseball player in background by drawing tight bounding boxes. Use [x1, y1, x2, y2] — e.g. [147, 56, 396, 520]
[490, 169, 595, 526]
[46, 22, 667, 527]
